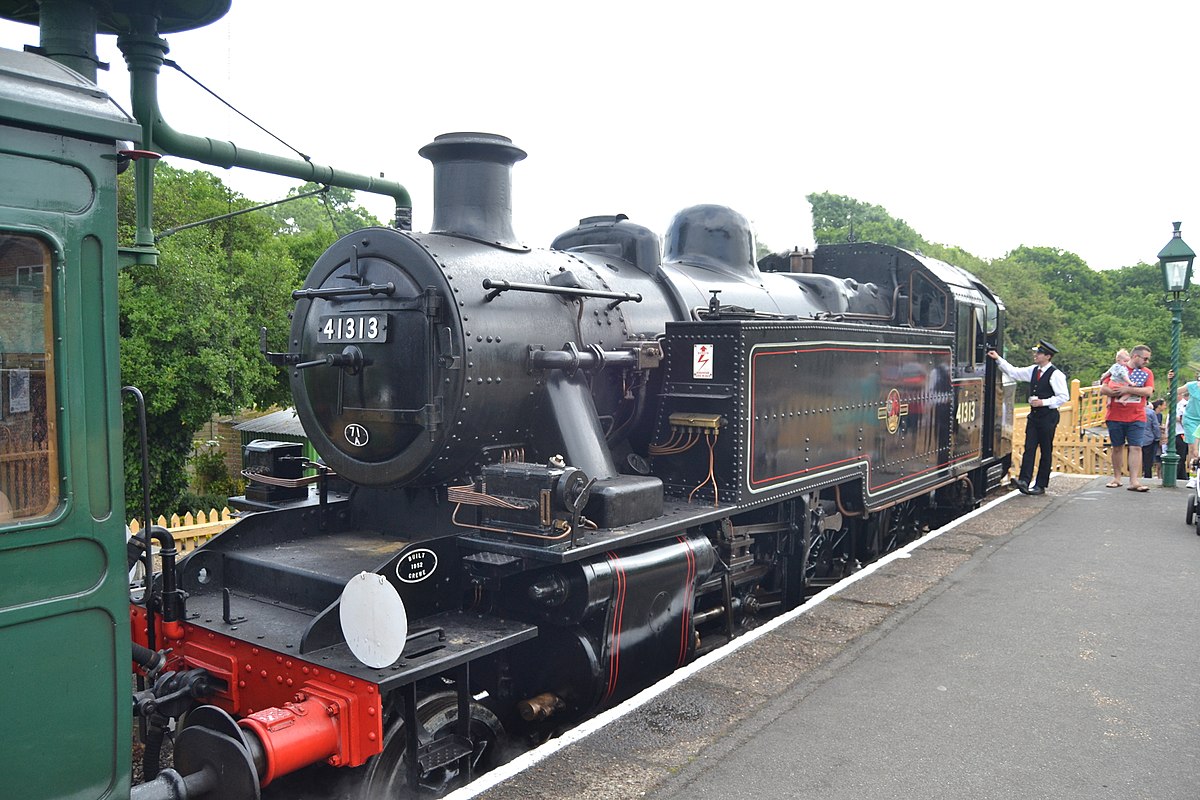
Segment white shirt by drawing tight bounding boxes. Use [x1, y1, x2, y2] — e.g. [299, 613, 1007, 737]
[993, 356, 1070, 410]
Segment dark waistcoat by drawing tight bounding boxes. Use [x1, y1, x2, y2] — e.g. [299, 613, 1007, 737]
[1028, 364, 1056, 406]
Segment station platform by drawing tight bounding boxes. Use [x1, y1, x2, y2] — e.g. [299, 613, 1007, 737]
[462, 475, 1200, 800]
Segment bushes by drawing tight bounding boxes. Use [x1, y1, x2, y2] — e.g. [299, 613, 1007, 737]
[180, 440, 243, 515]
[174, 491, 230, 517]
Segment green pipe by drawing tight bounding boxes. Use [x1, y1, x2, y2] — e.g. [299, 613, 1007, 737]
[116, 25, 413, 250]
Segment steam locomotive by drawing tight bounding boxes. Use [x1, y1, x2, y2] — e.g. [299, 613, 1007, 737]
[127, 131, 1013, 798]
[0, 4, 1013, 800]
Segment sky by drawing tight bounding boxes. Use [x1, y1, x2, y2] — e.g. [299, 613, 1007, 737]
[3, 1, 1199, 271]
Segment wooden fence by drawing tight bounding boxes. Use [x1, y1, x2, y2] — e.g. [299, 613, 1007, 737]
[1012, 381, 1147, 478]
[1072, 383, 1108, 432]
[128, 507, 238, 554]
[1011, 431, 1114, 476]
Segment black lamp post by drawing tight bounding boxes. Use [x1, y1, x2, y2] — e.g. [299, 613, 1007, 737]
[1158, 222, 1194, 488]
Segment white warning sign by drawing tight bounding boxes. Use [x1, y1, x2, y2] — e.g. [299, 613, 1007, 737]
[693, 344, 714, 380]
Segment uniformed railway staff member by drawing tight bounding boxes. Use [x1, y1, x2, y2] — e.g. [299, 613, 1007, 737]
[988, 340, 1069, 495]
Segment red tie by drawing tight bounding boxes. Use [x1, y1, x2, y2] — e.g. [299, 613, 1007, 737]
[1033, 367, 1041, 382]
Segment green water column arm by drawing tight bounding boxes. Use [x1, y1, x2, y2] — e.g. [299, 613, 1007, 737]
[116, 25, 413, 252]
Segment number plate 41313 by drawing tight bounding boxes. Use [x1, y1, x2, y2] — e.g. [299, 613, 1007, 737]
[318, 313, 389, 343]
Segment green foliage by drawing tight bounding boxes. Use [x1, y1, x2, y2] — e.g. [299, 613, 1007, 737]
[266, 183, 383, 280]
[1002, 246, 1102, 317]
[755, 239, 774, 262]
[118, 170, 383, 519]
[175, 491, 232, 517]
[190, 440, 239, 499]
[806, 191, 1200, 392]
[809, 194, 924, 251]
[118, 167, 287, 517]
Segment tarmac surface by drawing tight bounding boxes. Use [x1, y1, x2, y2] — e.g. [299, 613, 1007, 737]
[462, 475, 1200, 800]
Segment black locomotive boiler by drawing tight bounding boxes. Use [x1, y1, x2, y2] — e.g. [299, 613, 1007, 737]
[133, 132, 1013, 798]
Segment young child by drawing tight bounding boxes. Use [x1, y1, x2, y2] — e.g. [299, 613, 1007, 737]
[1103, 348, 1131, 386]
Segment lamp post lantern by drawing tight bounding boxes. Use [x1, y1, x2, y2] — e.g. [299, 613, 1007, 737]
[1157, 221, 1194, 488]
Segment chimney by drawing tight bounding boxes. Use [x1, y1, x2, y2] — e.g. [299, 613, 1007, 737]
[418, 132, 527, 247]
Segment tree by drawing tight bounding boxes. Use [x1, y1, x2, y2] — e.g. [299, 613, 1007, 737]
[1002, 246, 1105, 317]
[118, 166, 298, 518]
[808, 193, 924, 251]
[266, 183, 383, 279]
[971, 258, 1064, 357]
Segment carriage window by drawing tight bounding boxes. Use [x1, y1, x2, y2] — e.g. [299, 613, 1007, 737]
[0, 234, 58, 523]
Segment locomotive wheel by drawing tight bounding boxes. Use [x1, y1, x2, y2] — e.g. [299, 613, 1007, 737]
[1187, 495, 1195, 526]
[355, 693, 505, 798]
[873, 507, 898, 557]
[804, 525, 849, 585]
[888, 500, 925, 548]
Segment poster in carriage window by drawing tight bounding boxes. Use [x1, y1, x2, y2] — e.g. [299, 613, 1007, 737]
[9, 368, 28, 414]
[0, 232, 58, 521]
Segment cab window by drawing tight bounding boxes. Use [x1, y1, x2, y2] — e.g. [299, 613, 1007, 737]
[981, 294, 998, 336]
[909, 271, 948, 329]
[955, 303, 987, 368]
[0, 234, 58, 522]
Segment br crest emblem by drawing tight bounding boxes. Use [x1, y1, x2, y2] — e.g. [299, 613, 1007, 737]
[877, 388, 909, 435]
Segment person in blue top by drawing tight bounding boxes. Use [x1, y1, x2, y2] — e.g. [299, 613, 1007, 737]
[1141, 400, 1162, 480]
[1180, 371, 1200, 487]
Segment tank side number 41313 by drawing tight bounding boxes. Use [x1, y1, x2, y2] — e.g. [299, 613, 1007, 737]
[956, 398, 977, 425]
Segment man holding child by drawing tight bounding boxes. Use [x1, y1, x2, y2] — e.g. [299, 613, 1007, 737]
[1100, 344, 1154, 492]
